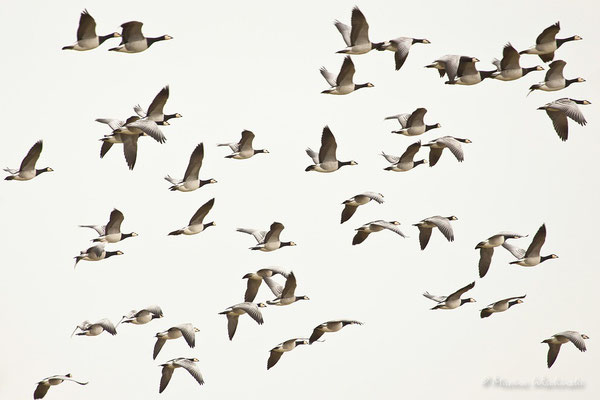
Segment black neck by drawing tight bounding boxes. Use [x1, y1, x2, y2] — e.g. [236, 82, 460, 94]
[556, 36, 577, 48]
[203, 222, 215, 229]
[122, 232, 135, 240]
[460, 299, 470, 305]
[199, 179, 215, 187]
[522, 66, 537, 76]
[565, 78, 581, 87]
[508, 301, 520, 308]
[147, 36, 166, 46]
[540, 255, 555, 262]
[339, 160, 354, 168]
[280, 241, 293, 248]
[99, 33, 116, 44]
[163, 113, 178, 121]
[425, 124, 438, 131]
[255, 149, 268, 154]
[414, 160, 426, 167]
[480, 70, 496, 80]
[36, 168, 50, 175]
[355, 83, 370, 90]
[105, 251, 120, 259]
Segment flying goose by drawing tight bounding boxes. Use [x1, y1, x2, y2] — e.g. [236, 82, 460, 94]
[309, 320, 363, 344]
[475, 232, 528, 278]
[71, 319, 117, 337]
[112, 116, 166, 143]
[528, 60, 585, 95]
[268, 338, 310, 370]
[542, 331, 589, 368]
[491, 43, 544, 81]
[117, 305, 164, 327]
[320, 56, 374, 95]
[80, 208, 137, 243]
[426, 55, 479, 83]
[480, 295, 526, 318]
[168, 198, 215, 236]
[97, 117, 144, 169]
[340, 192, 384, 224]
[237, 222, 296, 252]
[374, 37, 431, 70]
[153, 323, 200, 360]
[538, 98, 590, 141]
[62, 10, 120, 51]
[73, 243, 123, 268]
[504, 224, 558, 267]
[381, 141, 426, 172]
[414, 215, 457, 250]
[520, 22, 582, 62]
[305, 126, 357, 172]
[422, 136, 471, 166]
[352, 220, 407, 245]
[165, 143, 217, 192]
[243, 267, 290, 302]
[34, 374, 88, 399]
[424, 281, 476, 310]
[4, 140, 53, 181]
[159, 358, 204, 393]
[218, 302, 267, 340]
[218, 130, 269, 159]
[385, 108, 441, 136]
[334, 7, 376, 55]
[445, 58, 495, 85]
[265, 272, 310, 306]
[109, 21, 172, 53]
[134, 85, 181, 125]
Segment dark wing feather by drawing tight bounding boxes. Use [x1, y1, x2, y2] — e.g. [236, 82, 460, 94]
[319, 126, 338, 163]
[189, 198, 215, 225]
[183, 143, 204, 181]
[77, 10, 97, 41]
[20, 140, 43, 171]
[147, 86, 169, 118]
[105, 209, 124, 235]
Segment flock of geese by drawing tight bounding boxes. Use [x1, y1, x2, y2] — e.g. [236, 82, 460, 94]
[4, 6, 591, 399]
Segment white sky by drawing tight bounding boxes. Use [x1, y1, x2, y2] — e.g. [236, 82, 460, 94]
[0, 0, 598, 399]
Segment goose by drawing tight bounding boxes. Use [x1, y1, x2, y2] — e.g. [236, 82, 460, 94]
[62, 10, 120, 51]
[96, 117, 144, 169]
[109, 21, 172, 53]
[268, 338, 310, 370]
[134, 85, 181, 125]
[73, 243, 123, 268]
[491, 43, 544, 81]
[385, 108, 440, 136]
[153, 323, 200, 360]
[168, 198, 215, 236]
[320, 56, 374, 95]
[334, 7, 376, 55]
[165, 143, 217, 192]
[422, 136, 471, 166]
[117, 305, 164, 327]
[218, 130, 269, 159]
[480, 295, 526, 318]
[538, 98, 590, 141]
[71, 319, 117, 337]
[352, 220, 407, 245]
[542, 331, 589, 368]
[414, 215, 457, 250]
[237, 222, 296, 252]
[34, 374, 88, 399]
[79, 208, 137, 243]
[4, 140, 53, 181]
[112, 116, 167, 143]
[475, 232, 528, 278]
[424, 281, 476, 310]
[445, 58, 495, 85]
[504, 224, 558, 267]
[381, 141, 426, 172]
[374, 37, 431, 70]
[159, 358, 204, 393]
[528, 60, 585, 95]
[218, 302, 267, 340]
[520, 22, 582, 62]
[309, 320, 363, 344]
[305, 126, 357, 172]
[243, 267, 290, 302]
[426, 55, 479, 83]
[265, 272, 310, 306]
[341, 192, 384, 224]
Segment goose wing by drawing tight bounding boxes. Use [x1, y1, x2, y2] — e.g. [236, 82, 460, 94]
[174, 359, 204, 386]
[426, 216, 455, 241]
[399, 141, 421, 163]
[537, 22, 560, 45]
[406, 108, 427, 127]
[183, 143, 204, 181]
[189, 198, 215, 225]
[556, 331, 587, 352]
[20, 140, 43, 172]
[501, 43, 521, 70]
[336, 56, 356, 87]
[147, 86, 169, 119]
[126, 120, 166, 143]
[524, 224, 546, 258]
[334, 21, 352, 47]
[105, 209, 124, 235]
[238, 130, 255, 152]
[319, 126, 338, 163]
[446, 281, 475, 302]
[77, 10, 97, 41]
[350, 7, 370, 46]
[120, 21, 144, 43]
[545, 60, 566, 82]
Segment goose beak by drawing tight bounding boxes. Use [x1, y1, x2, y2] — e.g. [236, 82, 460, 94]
[423, 39, 431, 44]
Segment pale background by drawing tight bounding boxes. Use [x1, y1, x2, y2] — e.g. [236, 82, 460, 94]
[0, 0, 598, 399]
